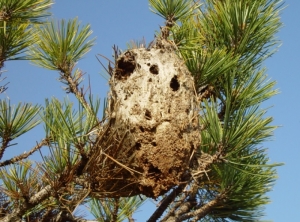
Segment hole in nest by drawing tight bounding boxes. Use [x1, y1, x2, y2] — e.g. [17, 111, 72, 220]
[145, 109, 152, 120]
[170, 76, 180, 91]
[148, 78, 152, 82]
[148, 165, 161, 175]
[150, 127, 156, 133]
[115, 51, 136, 80]
[190, 143, 195, 150]
[151, 142, 157, 146]
[139, 126, 145, 132]
[149, 64, 159, 74]
[135, 142, 141, 150]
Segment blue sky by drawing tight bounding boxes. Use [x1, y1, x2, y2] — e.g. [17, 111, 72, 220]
[1, 0, 299, 221]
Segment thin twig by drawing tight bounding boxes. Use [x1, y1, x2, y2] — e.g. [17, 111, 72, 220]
[162, 183, 198, 222]
[160, 191, 187, 222]
[96, 55, 111, 76]
[177, 192, 226, 221]
[101, 151, 142, 175]
[112, 198, 119, 222]
[146, 182, 188, 222]
[0, 139, 48, 167]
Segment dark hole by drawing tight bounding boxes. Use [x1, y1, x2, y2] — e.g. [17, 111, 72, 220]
[139, 126, 145, 132]
[147, 63, 151, 66]
[145, 109, 152, 120]
[148, 165, 161, 174]
[149, 64, 159, 75]
[178, 133, 183, 139]
[190, 143, 195, 150]
[151, 142, 157, 146]
[115, 51, 136, 80]
[169, 167, 181, 175]
[148, 78, 152, 82]
[168, 108, 170, 113]
[170, 76, 180, 91]
[135, 142, 141, 150]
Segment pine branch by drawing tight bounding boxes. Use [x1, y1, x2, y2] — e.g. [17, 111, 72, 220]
[0, 185, 52, 222]
[128, 215, 135, 222]
[0, 139, 48, 167]
[55, 211, 88, 222]
[63, 72, 94, 115]
[0, 208, 22, 222]
[147, 183, 188, 222]
[160, 191, 187, 222]
[163, 183, 198, 221]
[177, 192, 226, 221]
[0, 61, 4, 70]
[0, 137, 11, 161]
[28, 185, 52, 205]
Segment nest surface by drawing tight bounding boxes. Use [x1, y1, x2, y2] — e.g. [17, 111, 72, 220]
[86, 45, 200, 198]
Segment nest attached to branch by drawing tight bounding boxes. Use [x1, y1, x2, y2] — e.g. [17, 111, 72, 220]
[85, 42, 200, 198]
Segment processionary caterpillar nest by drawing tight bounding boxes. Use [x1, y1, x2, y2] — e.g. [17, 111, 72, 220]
[87, 43, 200, 198]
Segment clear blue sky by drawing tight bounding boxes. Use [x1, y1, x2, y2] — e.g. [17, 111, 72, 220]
[1, 1, 299, 221]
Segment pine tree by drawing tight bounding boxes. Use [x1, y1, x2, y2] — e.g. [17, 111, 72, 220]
[0, 0, 283, 221]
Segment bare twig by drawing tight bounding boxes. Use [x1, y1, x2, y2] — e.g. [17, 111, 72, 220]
[128, 215, 135, 222]
[162, 183, 198, 222]
[0, 70, 8, 94]
[0, 137, 11, 161]
[96, 54, 113, 76]
[178, 193, 226, 221]
[0, 139, 48, 167]
[65, 74, 93, 113]
[112, 198, 119, 222]
[146, 183, 188, 222]
[160, 191, 187, 222]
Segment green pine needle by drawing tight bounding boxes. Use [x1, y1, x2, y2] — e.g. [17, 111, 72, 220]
[28, 18, 95, 72]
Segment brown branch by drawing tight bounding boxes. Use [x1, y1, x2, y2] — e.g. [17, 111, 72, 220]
[160, 191, 187, 222]
[0, 137, 11, 161]
[1, 185, 53, 222]
[65, 74, 91, 110]
[57, 63, 95, 117]
[0, 139, 48, 167]
[56, 211, 95, 222]
[146, 183, 188, 222]
[0, 60, 4, 71]
[162, 183, 198, 222]
[0, 71, 8, 94]
[29, 185, 52, 205]
[112, 198, 119, 222]
[0, 208, 22, 222]
[198, 84, 216, 102]
[177, 193, 226, 221]
[128, 215, 135, 222]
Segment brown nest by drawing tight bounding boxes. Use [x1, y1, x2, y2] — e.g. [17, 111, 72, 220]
[84, 44, 200, 198]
